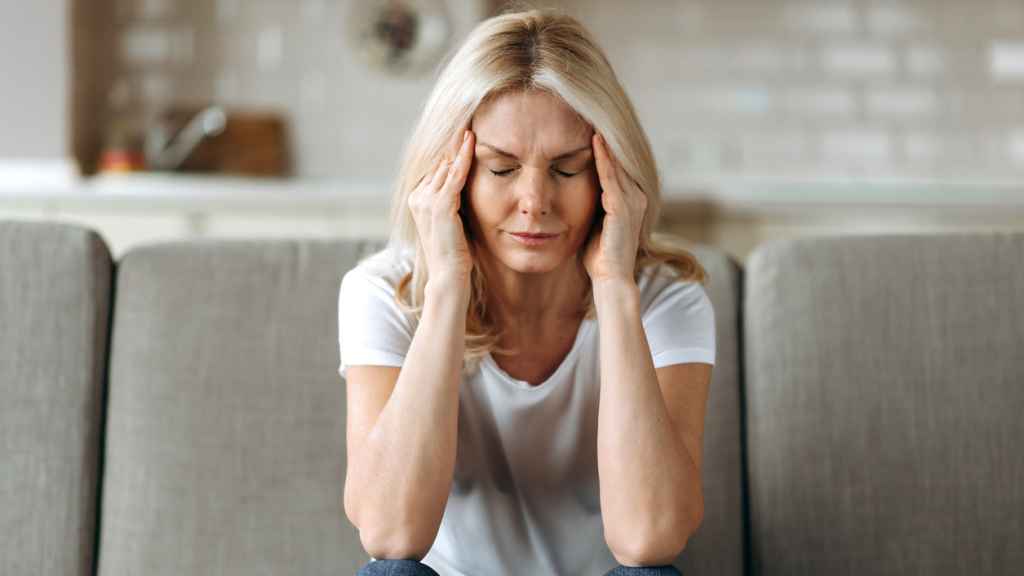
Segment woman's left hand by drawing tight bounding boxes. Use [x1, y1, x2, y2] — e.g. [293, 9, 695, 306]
[583, 132, 648, 284]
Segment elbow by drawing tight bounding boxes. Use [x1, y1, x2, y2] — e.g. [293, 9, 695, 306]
[358, 525, 434, 562]
[607, 499, 704, 567]
[344, 486, 438, 561]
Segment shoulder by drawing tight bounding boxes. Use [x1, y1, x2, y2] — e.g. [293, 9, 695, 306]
[636, 262, 711, 315]
[341, 246, 415, 296]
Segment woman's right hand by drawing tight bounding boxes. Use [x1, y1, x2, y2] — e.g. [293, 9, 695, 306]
[407, 129, 476, 285]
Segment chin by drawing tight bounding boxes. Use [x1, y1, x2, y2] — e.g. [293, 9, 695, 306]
[502, 254, 563, 274]
[497, 243, 579, 275]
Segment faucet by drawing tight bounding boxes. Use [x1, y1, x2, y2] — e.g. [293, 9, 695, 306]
[145, 106, 227, 171]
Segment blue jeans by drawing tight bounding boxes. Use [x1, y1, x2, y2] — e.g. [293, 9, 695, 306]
[356, 558, 682, 575]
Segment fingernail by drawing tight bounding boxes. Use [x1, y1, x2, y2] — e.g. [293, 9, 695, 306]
[463, 131, 469, 143]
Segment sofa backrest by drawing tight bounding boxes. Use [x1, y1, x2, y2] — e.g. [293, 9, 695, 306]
[96, 239, 383, 575]
[743, 233, 1024, 574]
[0, 221, 112, 576]
[92, 238, 746, 575]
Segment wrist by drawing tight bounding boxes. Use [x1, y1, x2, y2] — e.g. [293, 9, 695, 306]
[592, 277, 639, 309]
[425, 272, 471, 303]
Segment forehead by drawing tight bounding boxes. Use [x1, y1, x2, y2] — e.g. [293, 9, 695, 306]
[472, 90, 591, 150]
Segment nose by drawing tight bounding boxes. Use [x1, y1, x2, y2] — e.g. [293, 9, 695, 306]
[516, 169, 551, 216]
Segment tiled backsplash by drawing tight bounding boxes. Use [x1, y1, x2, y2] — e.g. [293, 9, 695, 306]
[104, 0, 1024, 183]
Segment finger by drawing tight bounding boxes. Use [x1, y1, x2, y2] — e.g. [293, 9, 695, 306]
[594, 133, 622, 191]
[593, 133, 624, 211]
[428, 155, 450, 193]
[442, 130, 474, 198]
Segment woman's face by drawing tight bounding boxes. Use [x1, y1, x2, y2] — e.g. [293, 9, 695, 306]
[465, 90, 600, 275]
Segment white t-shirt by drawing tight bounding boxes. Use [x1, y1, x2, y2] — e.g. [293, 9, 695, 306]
[338, 248, 716, 576]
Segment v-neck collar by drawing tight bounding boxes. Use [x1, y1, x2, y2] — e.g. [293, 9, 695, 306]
[482, 319, 594, 391]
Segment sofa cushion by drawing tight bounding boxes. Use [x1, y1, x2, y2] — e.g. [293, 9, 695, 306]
[98, 239, 383, 576]
[744, 233, 1024, 574]
[0, 220, 112, 576]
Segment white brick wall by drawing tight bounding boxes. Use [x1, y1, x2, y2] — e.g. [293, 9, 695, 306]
[107, 0, 1024, 182]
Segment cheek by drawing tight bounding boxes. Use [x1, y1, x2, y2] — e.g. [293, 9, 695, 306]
[466, 175, 506, 229]
[565, 180, 599, 227]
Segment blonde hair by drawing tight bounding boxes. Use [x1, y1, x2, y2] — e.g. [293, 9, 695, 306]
[387, 7, 706, 373]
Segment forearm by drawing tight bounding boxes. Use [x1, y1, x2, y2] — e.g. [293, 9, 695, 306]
[594, 279, 702, 561]
[348, 275, 469, 552]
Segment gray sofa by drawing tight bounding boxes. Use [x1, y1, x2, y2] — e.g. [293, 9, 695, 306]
[1, 219, 1021, 576]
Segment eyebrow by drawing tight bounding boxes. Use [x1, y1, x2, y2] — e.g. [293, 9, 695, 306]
[477, 142, 591, 162]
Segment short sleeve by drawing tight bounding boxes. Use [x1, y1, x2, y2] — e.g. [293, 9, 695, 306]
[641, 275, 716, 368]
[337, 266, 415, 379]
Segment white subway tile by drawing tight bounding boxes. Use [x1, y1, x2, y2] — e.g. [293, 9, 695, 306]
[121, 26, 172, 64]
[783, 1, 856, 34]
[823, 130, 892, 163]
[302, 0, 327, 22]
[741, 132, 808, 165]
[215, 70, 239, 101]
[989, 41, 1024, 80]
[1009, 130, 1024, 164]
[679, 136, 737, 173]
[992, 2, 1024, 31]
[906, 46, 945, 77]
[824, 44, 895, 76]
[866, 2, 924, 35]
[785, 87, 856, 117]
[903, 131, 943, 162]
[217, 0, 241, 22]
[713, 88, 773, 115]
[667, 87, 772, 117]
[678, 46, 730, 74]
[300, 72, 326, 103]
[258, 26, 284, 70]
[732, 44, 808, 74]
[866, 88, 938, 117]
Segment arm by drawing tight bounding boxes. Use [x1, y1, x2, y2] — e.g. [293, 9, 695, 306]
[594, 278, 711, 566]
[345, 130, 477, 560]
[344, 274, 469, 560]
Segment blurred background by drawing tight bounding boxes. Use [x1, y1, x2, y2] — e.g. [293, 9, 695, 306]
[2, 0, 1023, 259]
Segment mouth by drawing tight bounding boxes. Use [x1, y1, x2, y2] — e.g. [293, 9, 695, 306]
[508, 231, 560, 247]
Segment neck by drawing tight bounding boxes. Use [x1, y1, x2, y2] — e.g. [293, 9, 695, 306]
[478, 254, 590, 330]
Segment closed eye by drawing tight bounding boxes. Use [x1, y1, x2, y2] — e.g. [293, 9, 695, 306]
[489, 168, 580, 177]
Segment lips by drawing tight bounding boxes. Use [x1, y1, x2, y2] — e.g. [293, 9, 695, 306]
[510, 232, 558, 238]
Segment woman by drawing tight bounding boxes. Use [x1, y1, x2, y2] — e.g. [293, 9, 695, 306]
[339, 8, 715, 576]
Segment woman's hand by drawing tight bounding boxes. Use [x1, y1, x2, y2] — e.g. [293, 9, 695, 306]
[583, 132, 648, 284]
[407, 130, 476, 284]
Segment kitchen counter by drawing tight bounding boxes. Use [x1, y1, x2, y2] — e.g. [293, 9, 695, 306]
[4, 171, 1024, 212]
[3, 172, 1024, 258]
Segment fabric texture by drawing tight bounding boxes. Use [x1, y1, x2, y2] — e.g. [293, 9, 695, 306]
[0, 220, 112, 576]
[744, 233, 1024, 575]
[98, 239, 385, 576]
[338, 248, 717, 576]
